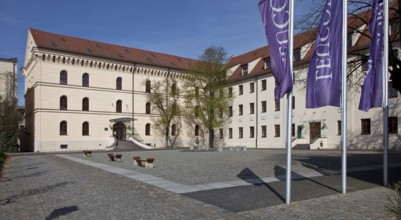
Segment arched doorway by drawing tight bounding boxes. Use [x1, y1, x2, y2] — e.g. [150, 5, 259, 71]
[113, 122, 126, 141]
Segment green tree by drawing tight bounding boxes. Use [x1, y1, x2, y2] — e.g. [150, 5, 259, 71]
[145, 77, 182, 148]
[0, 96, 21, 153]
[183, 46, 232, 149]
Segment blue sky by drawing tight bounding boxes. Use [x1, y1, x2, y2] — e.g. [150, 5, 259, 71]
[0, 0, 311, 106]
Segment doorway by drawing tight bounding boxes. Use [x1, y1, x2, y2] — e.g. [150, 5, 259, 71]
[309, 122, 321, 143]
[113, 122, 126, 141]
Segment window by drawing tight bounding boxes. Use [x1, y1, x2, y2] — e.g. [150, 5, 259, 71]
[60, 70, 67, 85]
[239, 105, 243, 115]
[261, 80, 267, 91]
[219, 89, 224, 98]
[391, 21, 399, 36]
[275, 100, 280, 111]
[60, 144, 68, 149]
[146, 80, 151, 93]
[261, 101, 267, 113]
[60, 121, 67, 135]
[172, 124, 177, 136]
[116, 100, 122, 113]
[293, 49, 301, 61]
[219, 128, 223, 139]
[250, 82, 254, 93]
[82, 73, 89, 87]
[218, 108, 223, 118]
[389, 117, 398, 134]
[229, 106, 233, 117]
[228, 87, 233, 97]
[146, 102, 151, 114]
[229, 128, 233, 139]
[82, 98, 89, 111]
[116, 77, 122, 90]
[195, 86, 199, 97]
[171, 83, 177, 95]
[60, 96, 67, 110]
[82, 122, 89, 136]
[292, 96, 295, 109]
[292, 124, 295, 137]
[145, 123, 151, 136]
[389, 82, 399, 98]
[264, 58, 271, 70]
[195, 105, 200, 117]
[361, 119, 371, 135]
[261, 126, 267, 138]
[347, 34, 353, 47]
[239, 85, 243, 95]
[275, 125, 280, 137]
[195, 125, 200, 136]
[241, 64, 248, 75]
[239, 127, 243, 138]
[250, 126, 254, 138]
[338, 121, 341, 135]
[250, 103, 254, 114]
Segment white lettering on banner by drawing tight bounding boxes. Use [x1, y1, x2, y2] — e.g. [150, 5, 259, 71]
[315, 0, 333, 81]
[270, 0, 289, 63]
[376, 2, 384, 46]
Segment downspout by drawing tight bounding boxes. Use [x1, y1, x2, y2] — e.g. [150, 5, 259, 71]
[132, 64, 137, 139]
[255, 76, 258, 148]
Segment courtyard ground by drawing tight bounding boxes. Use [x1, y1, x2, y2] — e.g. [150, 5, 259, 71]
[0, 149, 400, 219]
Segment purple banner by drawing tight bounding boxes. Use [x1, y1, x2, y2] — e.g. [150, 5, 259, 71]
[359, 0, 384, 111]
[258, 0, 292, 101]
[306, 0, 343, 108]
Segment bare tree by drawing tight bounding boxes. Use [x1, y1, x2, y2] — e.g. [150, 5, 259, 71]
[145, 77, 181, 148]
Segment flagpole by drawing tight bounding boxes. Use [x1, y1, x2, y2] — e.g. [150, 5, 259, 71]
[383, 0, 389, 187]
[285, 0, 294, 205]
[341, 0, 348, 194]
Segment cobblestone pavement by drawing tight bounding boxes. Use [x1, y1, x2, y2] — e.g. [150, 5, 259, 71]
[0, 150, 400, 219]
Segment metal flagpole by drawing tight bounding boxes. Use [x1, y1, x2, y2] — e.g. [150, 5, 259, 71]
[341, 0, 348, 194]
[383, 0, 389, 187]
[285, 0, 294, 205]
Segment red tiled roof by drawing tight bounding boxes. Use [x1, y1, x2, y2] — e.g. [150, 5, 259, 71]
[30, 28, 197, 70]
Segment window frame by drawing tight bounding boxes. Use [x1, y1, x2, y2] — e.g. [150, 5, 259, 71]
[60, 121, 67, 135]
[82, 122, 89, 136]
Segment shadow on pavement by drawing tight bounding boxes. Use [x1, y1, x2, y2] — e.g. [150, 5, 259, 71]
[45, 205, 79, 220]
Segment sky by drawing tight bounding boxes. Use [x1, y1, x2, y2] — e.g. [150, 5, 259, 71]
[0, 0, 312, 106]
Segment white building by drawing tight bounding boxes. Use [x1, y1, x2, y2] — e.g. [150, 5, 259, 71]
[22, 8, 401, 152]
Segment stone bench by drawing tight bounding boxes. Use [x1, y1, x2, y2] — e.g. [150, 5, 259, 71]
[133, 156, 155, 168]
[83, 150, 92, 157]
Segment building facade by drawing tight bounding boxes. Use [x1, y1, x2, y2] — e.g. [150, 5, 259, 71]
[23, 9, 401, 152]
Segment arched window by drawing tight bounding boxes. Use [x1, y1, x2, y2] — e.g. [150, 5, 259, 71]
[82, 98, 89, 111]
[60, 121, 67, 135]
[116, 77, 122, 90]
[82, 73, 89, 87]
[195, 125, 200, 136]
[172, 124, 177, 136]
[145, 123, 151, 136]
[146, 102, 151, 114]
[116, 100, 122, 113]
[42, 54, 45, 61]
[82, 122, 89, 136]
[195, 105, 200, 117]
[60, 70, 67, 85]
[146, 80, 151, 93]
[171, 83, 177, 95]
[60, 96, 67, 110]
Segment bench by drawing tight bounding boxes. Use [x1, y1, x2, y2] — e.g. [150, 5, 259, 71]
[115, 154, 122, 161]
[107, 153, 115, 161]
[83, 150, 92, 157]
[133, 156, 155, 168]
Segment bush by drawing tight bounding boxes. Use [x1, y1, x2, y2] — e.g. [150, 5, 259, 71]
[387, 181, 401, 219]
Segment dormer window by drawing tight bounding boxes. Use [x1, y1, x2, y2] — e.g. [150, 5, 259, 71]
[241, 64, 248, 76]
[293, 49, 301, 62]
[264, 58, 271, 70]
